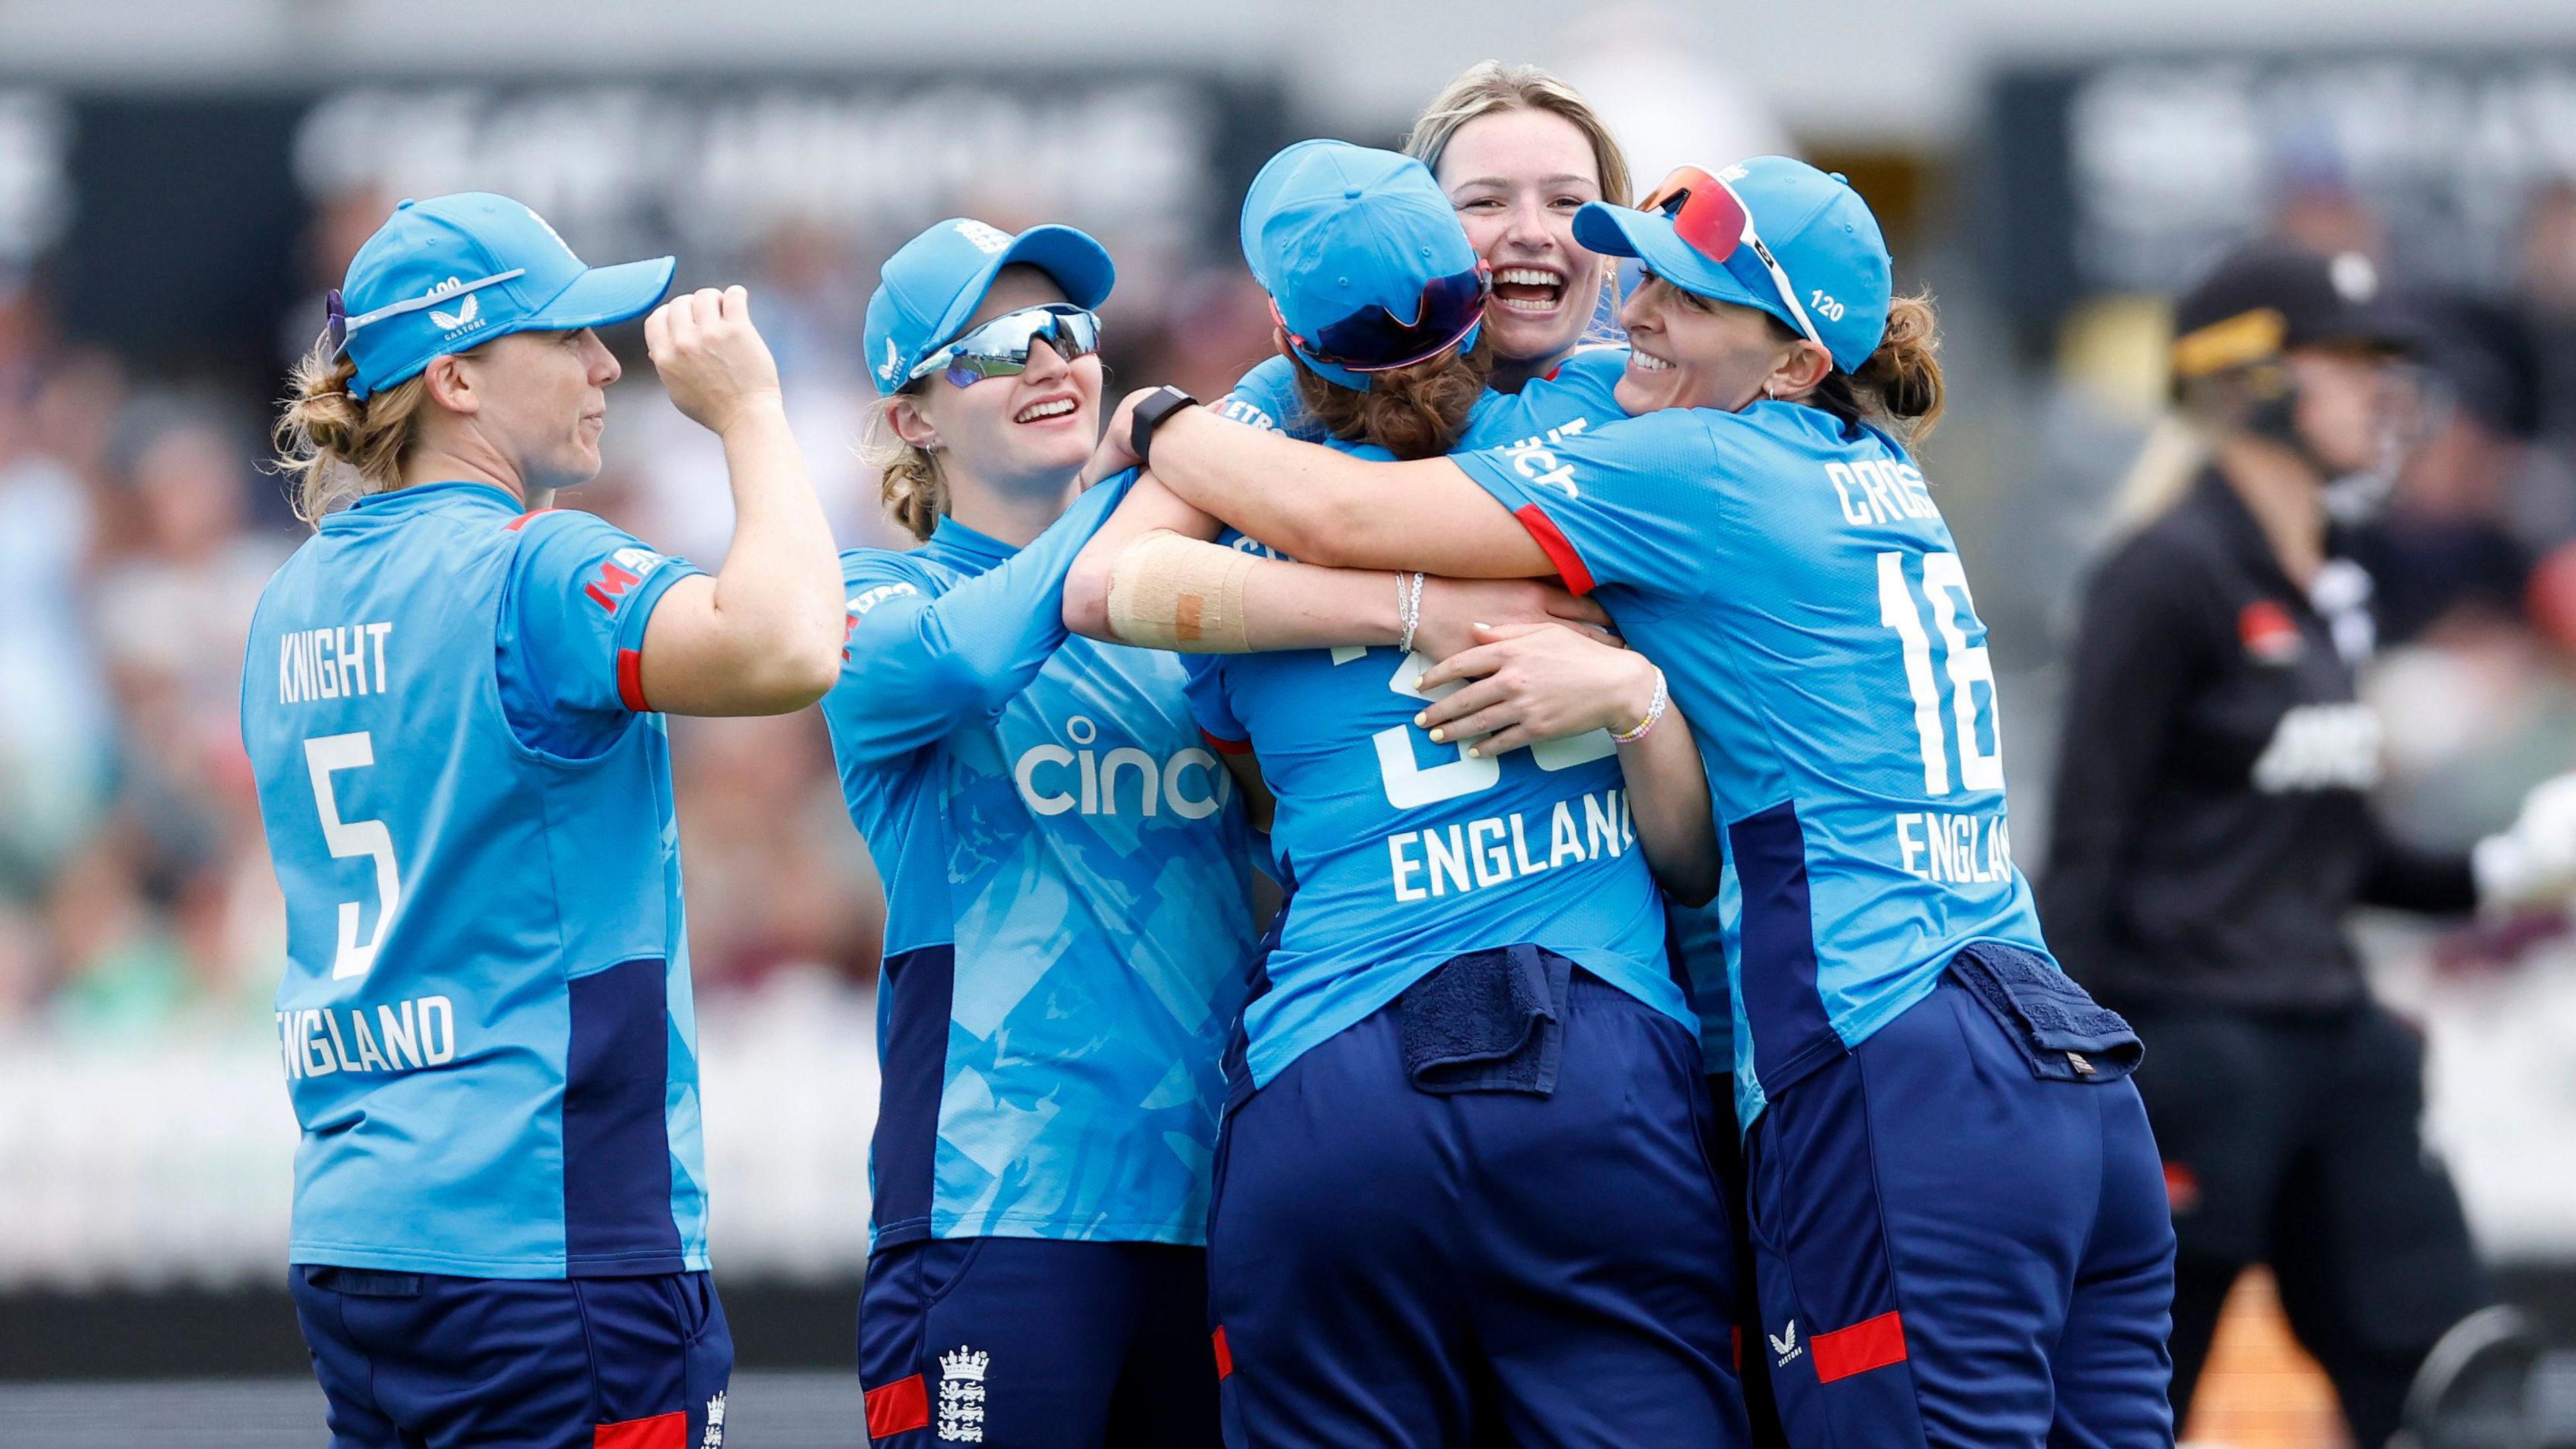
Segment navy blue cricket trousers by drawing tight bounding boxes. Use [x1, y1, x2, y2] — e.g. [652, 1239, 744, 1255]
[858, 1237, 1221, 1448]
[292, 1265, 734, 1449]
[1743, 977, 2176, 1448]
[1208, 969, 1752, 1448]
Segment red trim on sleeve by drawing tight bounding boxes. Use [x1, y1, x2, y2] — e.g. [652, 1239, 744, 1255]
[1212, 1325, 1234, 1380]
[616, 647, 649, 712]
[1201, 728, 1253, 757]
[864, 1375, 930, 1438]
[1811, 1310, 1909, 1383]
[504, 507, 560, 533]
[591, 1410, 685, 1449]
[1511, 504, 1596, 596]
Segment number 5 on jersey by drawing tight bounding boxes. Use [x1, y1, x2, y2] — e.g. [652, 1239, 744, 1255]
[304, 732, 402, 980]
[1878, 551, 2004, 796]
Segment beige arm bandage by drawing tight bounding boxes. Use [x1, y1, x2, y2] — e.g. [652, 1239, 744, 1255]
[1106, 528, 1258, 652]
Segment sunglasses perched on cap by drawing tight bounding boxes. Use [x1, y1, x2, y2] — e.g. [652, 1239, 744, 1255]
[1638, 167, 1825, 352]
[1277, 263, 1491, 373]
[907, 304, 1101, 390]
[318, 270, 529, 358]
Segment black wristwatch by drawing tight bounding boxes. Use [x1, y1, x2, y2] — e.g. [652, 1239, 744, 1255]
[1129, 386, 1199, 470]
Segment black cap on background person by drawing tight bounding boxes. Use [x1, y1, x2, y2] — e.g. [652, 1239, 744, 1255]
[2169, 242, 2421, 390]
[2159, 241, 2431, 526]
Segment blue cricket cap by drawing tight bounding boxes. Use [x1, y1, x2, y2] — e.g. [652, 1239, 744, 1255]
[865, 219, 1116, 394]
[338, 193, 675, 400]
[1574, 156, 1891, 373]
[1240, 140, 1482, 389]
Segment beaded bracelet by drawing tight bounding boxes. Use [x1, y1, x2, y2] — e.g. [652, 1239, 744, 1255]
[1395, 572, 1426, 655]
[1611, 667, 1669, 743]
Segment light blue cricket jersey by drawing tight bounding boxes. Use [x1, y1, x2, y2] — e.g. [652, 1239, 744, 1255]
[1197, 352, 1694, 1089]
[821, 475, 1258, 1250]
[1455, 401, 2051, 1127]
[1216, 347, 1741, 1072]
[241, 480, 710, 1278]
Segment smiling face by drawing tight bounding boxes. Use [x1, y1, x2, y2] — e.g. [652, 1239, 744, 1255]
[1436, 107, 1611, 374]
[896, 265, 1102, 502]
[1613, 272, 1825, 415]
[445, 328, 622, 491]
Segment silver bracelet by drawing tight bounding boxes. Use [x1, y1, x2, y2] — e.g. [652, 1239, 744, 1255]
[1395, 571, 1426, 655]
[1611, 667, 1668, 743]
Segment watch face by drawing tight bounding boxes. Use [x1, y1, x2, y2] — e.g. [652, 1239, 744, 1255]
[1134, 388, 1191, 460]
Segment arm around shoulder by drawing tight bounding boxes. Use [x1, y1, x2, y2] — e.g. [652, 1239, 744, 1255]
[1142, 405, 1551, 578]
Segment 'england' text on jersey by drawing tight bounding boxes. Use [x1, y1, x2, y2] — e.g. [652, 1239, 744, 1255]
[277, 994, 457, 1079]
[1893, 809, 2014, 885]
[1387, 786, 1633, 902]
[278, 621, 394, 704]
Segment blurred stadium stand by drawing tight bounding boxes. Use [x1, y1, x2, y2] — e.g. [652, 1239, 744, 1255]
[6, 5, 2576, 1444]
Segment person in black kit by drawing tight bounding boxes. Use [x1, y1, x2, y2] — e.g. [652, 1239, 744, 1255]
[2041, 242, 2576, 1446]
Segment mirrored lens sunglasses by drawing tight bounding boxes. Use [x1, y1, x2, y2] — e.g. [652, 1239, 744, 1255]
[908, 304, 1101, 389]
[1279, 263, 1491, 373]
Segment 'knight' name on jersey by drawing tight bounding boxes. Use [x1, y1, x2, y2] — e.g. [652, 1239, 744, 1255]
[278, 994, 458, 1080]
[1894, 809, 2014, 885]
[1387, 786, 1633, 902]
[278, 621, 394, 704]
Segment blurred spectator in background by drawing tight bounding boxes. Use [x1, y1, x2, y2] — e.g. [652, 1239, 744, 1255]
[2343, 297, 2555, 647]
[279, 186, 392, 372]
[2513, 182, 2576, 658]
[0, 284, 121, 1028]
[2522, 181, 2576, 454]
[624, 215, 893, 564]
[60, 399, 286, 1032]
[670, 710, 881, 991]
[1122, 264, 1277, 402]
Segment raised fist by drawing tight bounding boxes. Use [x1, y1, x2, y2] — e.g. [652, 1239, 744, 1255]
[646, 285, 784, 435]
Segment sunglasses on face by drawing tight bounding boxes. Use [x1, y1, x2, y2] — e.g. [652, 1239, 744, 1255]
[908, 304, 1102, 389]
[1637, 166, 1825, 352]
[1277, 264, 1491, 373]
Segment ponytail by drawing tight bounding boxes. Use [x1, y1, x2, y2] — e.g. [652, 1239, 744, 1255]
[861, 391, 950, 543]
[271, 338, 427, 527]
[1802, 291, 1947, 443]
[1285, 333, 1495, 461]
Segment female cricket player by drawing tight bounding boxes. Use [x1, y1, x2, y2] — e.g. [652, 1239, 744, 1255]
[1094, 156, 2180, 1448]
[244, 191, 844, 1448]
[2045, 241, 2576, 1443]
[1408, 60, 1632, 388]
[1216, 61, 1630, 437]
[1065, 140, 1750, 1449]
[1405, 68, 1790, 1444]
[1205, 83, 1775, 1435]
[828, 215, 1607, 1449]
